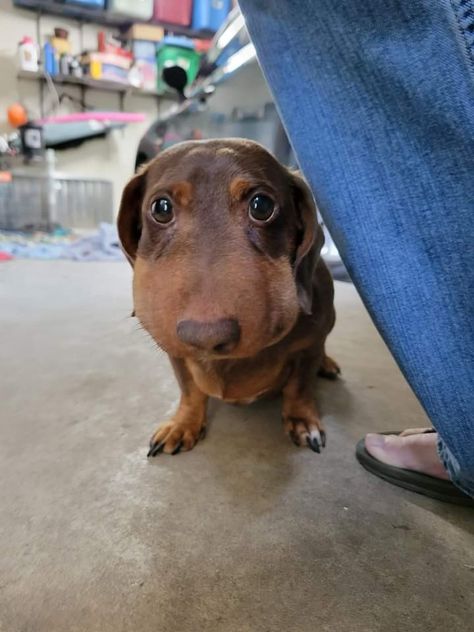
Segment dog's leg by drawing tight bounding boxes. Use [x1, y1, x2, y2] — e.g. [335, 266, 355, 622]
[318, 351, 341, 380]
[282, 355, 326, 453]
[148, 358, 208, 457]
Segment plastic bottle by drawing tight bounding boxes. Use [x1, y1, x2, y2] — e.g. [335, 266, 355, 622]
[59, 54, 70, 76]
[18, 36, 39, 72]
[43, 42, 58, 76]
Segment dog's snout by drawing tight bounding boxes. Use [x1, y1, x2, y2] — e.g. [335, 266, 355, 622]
[176, 318, 241, 354]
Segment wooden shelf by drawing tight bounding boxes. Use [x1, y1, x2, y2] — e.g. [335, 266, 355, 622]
[18, 69, 173, 99]
[13, 0, 214, 39]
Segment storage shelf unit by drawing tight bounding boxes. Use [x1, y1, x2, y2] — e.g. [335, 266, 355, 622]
[13, 0, 214, 39]
[18, 69, 170, 99]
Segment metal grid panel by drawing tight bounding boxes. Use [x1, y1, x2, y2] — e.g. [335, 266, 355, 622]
[0, 174, 113, 231]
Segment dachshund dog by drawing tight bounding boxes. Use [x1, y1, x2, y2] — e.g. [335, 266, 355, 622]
[118, 139, 339, 457]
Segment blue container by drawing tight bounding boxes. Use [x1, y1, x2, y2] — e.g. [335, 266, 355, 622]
[192, 0, 231, 32]
[43, 42, 58, 76]
[64, 0, 105, 7]
[132, 40, 157, 62]
[158, 35, 195, 50]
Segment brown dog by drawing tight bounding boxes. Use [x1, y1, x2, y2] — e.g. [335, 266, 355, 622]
[118, 139, 339, 456]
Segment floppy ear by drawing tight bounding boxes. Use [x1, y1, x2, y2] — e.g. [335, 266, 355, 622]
[291, 172, 325, 315]
[117, 165, 148, 266]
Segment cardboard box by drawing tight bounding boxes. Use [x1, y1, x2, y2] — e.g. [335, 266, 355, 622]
[124, 23, 165, 43]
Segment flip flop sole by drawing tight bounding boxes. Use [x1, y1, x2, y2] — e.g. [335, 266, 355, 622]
[355, 432, 474, 507]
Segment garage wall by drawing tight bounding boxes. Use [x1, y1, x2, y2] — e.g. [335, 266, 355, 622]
[0, 0, 174, 211]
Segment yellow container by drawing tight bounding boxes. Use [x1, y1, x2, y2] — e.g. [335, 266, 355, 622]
[89, 59, 102, 79]
[50, 37, 71, 55]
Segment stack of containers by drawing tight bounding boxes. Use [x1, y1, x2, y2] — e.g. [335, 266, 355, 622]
[64, 0, 232, 32]
[82, 32, 133, 83]
[192, 0, 232, 32]
[151, 0, 231, 31]
[131, 41, 158, 91]
[125, 24, 165, 91]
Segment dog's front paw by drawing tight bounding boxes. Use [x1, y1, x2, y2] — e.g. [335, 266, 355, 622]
[283, 413, 326, 453]
[318, 354, 341, 380]
[147, 418, 206, 457]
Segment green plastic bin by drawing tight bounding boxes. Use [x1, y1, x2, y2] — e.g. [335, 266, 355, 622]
[156, 36, 200, 93]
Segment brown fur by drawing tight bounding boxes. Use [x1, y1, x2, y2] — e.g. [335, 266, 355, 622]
[118, 139, 339, 455]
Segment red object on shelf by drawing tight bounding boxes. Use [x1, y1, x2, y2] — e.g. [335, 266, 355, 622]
[97, 31, 106, 51]
[153, 0, 192, 26]
[97, 31, 133, 60]
[193, 38, 213, 53]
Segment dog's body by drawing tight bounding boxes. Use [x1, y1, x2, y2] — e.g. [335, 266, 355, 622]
[118, 139, 338, 455]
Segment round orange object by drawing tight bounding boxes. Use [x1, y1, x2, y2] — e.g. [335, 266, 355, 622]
[7, 103, 28, 128]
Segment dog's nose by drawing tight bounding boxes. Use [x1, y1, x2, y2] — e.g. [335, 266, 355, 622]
[176, 318, 241, 354]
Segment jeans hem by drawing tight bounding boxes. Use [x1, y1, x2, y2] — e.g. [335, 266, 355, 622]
[437, 437, 474, 498]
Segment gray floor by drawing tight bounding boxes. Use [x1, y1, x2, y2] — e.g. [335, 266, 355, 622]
[0, 261, 472, 632]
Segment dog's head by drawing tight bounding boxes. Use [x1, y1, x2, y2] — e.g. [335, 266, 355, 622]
[118, 139, 323, 359]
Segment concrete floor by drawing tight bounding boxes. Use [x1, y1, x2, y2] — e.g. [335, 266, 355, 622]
[0, 261, 472, 632]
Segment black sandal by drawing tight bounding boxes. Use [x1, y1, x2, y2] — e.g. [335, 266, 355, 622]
[355, 431, 474, 507]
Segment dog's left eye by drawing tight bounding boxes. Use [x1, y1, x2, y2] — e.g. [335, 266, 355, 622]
[151, 197, 174, 224]
[248, 194, 276, 223]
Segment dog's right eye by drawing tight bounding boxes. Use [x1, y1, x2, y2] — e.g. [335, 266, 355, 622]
[151, 197, 174, 224]
[248, 194, 276, 223]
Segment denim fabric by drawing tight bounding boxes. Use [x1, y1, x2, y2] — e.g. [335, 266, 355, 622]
[239, 0, 474, 496]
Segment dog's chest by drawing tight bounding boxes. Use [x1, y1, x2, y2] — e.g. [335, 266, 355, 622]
[184, 356, 288, 402]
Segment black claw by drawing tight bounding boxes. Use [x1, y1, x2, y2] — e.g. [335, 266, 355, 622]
[318, 369, 339, 381]
[320, 430, 326, 448]
[171, 442, 182, 455]
[199, 426, 207, 440]
[147, 441, 165, 457]
[306, 436, 321, 453]
[289, 430, 300, 447]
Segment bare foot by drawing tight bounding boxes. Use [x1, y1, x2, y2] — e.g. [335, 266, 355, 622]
[364, 430, 450, 480]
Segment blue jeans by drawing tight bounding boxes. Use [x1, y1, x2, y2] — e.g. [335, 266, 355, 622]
[239, 0, 474, 497]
